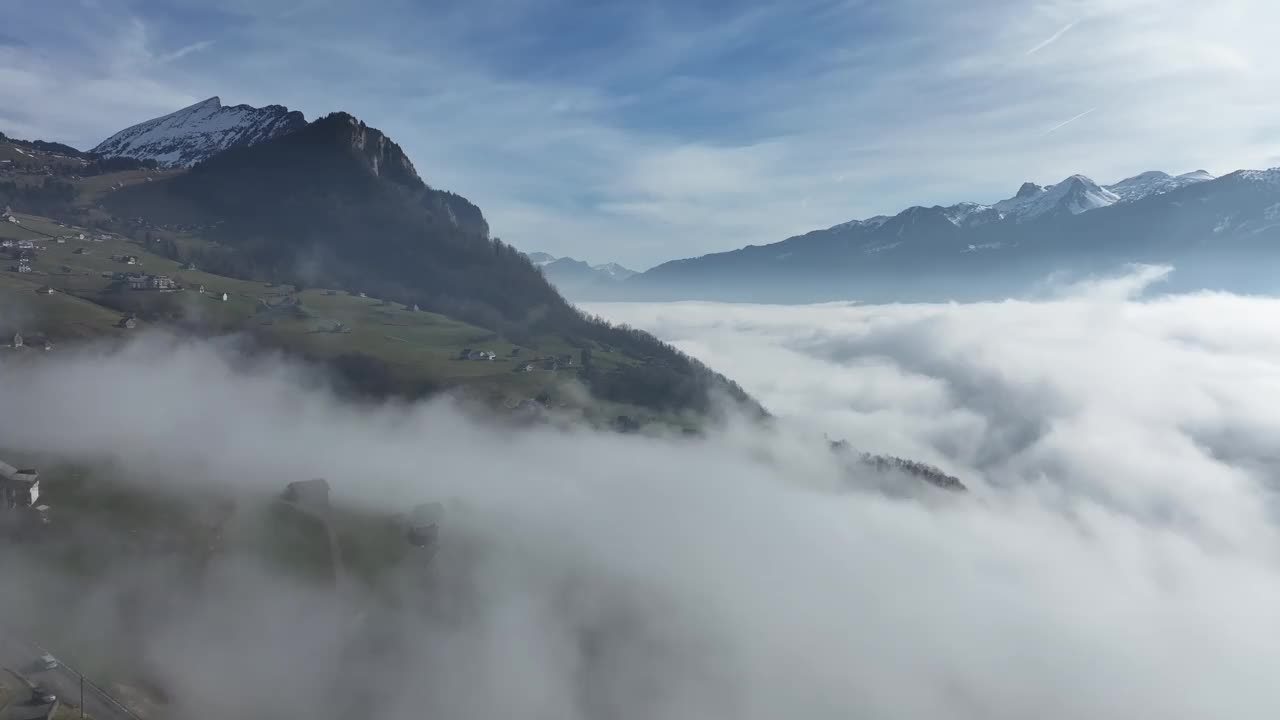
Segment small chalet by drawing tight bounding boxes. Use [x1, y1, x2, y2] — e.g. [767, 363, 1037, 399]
[0, 460, 40, 509]
[118, 316, 137, 329]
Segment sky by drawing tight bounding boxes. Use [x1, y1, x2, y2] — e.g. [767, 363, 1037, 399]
[1, 0, 1277, 268]
[4, 268, 1280, 717]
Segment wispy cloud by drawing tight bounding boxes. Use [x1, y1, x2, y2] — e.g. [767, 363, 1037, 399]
[1042, 107, 1097, 136]
[160, 39, 215, 64]
[1, 0, 1278, 267]
[1025, 21, 1076, 55]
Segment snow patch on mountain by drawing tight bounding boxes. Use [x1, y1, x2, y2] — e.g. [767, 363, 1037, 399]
[525, 252, 638, 285]
[993, 175, 1120, 221]
[92, 97, 306, 167]
[1105, 170, 1214, 202]
[593, 263, 638, 280]
[831, 215, 890, 231]
[1234, 168, 1280, 187]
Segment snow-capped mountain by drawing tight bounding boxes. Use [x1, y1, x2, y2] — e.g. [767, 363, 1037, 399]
[523, 252, 638, 296]
[843, 170, 1217, 231]
[992, 174, 1120, 221]
[619, 164, 1280, 303]
[92, 97, 306, 167]
[1104, 170, 1214, 202]
[593, 262, 638, 280]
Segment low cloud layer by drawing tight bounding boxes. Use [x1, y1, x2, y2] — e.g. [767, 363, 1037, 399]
[1, 270, 1279, 718]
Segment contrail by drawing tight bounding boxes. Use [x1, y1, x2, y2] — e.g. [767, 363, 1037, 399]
[1026, 22, 1076, 55]
[1043, 107, 1096, 136]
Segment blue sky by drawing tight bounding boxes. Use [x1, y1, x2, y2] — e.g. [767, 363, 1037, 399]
[2, 0, 1275, 268]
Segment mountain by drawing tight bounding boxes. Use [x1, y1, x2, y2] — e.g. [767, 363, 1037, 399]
[1104, 170, 1214, 202]
[91, 97, 306, 167]
[524, 252, 638, 296]
[100, 110, 757, 416]
[615, 167, 1280, 303]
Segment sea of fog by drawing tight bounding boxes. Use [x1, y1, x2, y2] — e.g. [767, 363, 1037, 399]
[1, 265, 1278, 719]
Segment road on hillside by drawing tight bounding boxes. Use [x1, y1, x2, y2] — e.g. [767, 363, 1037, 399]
[0, 635, 137, 720]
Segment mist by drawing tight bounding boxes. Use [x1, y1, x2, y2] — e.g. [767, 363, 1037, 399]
[2, 266, 1280, 719]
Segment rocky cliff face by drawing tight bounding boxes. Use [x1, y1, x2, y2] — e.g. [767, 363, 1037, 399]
[315, 113, 489, 237]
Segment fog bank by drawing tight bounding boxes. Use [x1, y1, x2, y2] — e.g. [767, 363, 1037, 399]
[0, 267, 1278, 719]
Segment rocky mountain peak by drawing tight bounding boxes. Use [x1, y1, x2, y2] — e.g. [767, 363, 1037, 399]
[92, 96, 306, 167]
[1015, 182, 1043, 199]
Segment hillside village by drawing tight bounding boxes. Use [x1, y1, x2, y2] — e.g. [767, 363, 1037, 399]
[0, 170, 679, 430]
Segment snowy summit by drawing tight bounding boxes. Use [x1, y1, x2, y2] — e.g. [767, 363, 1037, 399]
[92, 97, 306, 167]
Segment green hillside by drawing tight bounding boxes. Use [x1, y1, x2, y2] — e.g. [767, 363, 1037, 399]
[0, 121, 763, 424]
[3, 210, 657, 412]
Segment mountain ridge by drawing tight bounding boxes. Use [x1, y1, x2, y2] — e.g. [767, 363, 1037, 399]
[91, 96, 307, 167]
[615, 165, 1280, 303]
[524, 252, 638, 296]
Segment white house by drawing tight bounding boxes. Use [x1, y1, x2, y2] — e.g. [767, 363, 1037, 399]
[0, 460, 40, 509]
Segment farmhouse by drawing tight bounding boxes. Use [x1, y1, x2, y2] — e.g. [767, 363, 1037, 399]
[15, 262, 31, 273]
[16, 240, 34, 250]
[128, 274, 178, 291]
[0, 460, 40, 509]
[118, 316, 137, 329]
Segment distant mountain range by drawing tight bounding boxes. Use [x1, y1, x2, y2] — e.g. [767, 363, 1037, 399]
[525, 252, 637, 296]
[604, 167, 1280, 303]
[92, 97, 306, 167]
